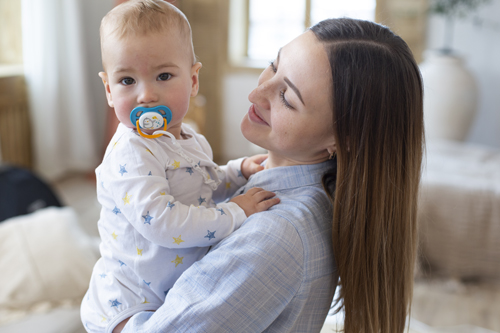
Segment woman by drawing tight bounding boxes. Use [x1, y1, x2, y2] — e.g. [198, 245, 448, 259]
[120, 18, 424, 333]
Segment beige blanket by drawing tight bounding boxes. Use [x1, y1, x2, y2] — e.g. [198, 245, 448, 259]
[418, 140, 500, 280]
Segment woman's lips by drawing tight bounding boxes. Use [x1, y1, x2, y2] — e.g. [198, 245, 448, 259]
[248, 104, 269, 125]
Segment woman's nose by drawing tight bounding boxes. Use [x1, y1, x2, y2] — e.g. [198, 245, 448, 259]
[138, 83, 159, 104]
[249, 77, 272, 110]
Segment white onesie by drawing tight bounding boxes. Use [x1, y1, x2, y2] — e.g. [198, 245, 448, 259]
[81, 123, 247, 332]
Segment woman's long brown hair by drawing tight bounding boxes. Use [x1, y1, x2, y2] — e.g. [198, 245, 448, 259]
[311, 19, 424, 333]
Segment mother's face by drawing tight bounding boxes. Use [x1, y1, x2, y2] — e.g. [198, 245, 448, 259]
[241, 31, 336, 165]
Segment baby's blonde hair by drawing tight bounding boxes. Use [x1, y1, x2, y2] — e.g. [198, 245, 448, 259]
[100, 0, 196, 67]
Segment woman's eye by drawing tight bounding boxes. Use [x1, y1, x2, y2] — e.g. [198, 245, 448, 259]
[158, 73, 172, 81]
[269, 60, 277, 73]
[280, 90, 293, 109]
[120, 77, 135, 85]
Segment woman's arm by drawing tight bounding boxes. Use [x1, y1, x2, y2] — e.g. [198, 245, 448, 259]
[121, 212, 304, 332]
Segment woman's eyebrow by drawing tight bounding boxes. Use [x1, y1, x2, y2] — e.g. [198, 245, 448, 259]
[284, 77, 305, 106]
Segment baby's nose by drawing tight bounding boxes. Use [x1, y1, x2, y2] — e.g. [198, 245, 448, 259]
[138, 84, 159, 104]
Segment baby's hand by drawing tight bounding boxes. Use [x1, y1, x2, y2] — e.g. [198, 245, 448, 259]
[241, 154, 267, 179]
[230, 187, 280, 217]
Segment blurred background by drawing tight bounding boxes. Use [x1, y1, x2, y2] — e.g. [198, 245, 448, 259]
[0, 0, 499, 332]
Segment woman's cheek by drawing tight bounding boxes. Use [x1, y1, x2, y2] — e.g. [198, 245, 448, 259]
[240, 114, 249, 133]
[273, 120, 302, 149]
[240, 116, 260, 145]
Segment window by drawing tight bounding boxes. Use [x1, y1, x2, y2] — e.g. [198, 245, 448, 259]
[229, 0, 376, 68]
[0, 0, 23, 76]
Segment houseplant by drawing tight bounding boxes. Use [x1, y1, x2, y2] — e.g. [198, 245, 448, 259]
[420, 0, 490, 141]
[430, 0, 491, 53]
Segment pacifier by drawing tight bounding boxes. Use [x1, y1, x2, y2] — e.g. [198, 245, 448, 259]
[130, 105, 173, 139]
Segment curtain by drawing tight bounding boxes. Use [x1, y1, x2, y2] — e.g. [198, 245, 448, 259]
[21, 0, 99, 181]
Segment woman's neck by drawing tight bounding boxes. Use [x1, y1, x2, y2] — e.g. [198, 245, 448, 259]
[265, 151, 329, 169]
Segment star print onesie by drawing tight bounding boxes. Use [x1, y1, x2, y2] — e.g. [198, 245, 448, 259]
[81, 123, 248, 333]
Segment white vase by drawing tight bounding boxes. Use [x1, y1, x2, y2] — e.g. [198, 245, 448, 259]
[419, 51, 478, 141]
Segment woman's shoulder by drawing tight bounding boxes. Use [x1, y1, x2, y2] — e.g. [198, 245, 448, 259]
[244, 187, 333, 253]
[241, 210, 305, 255]
[236, 195, 334, 280]
[242, 173, 332, 235]
[269, 185, 332, 228]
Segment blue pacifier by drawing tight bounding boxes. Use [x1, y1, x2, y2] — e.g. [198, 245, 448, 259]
[130, 105, 173, 139]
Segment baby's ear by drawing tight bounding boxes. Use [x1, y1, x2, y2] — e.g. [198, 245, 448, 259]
[190, 62, 202, 97]
[99, 72, 114, 108]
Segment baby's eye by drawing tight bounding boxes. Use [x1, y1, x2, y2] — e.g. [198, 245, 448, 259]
[158, 73, 172, 81]
[120, 77, 135, 85]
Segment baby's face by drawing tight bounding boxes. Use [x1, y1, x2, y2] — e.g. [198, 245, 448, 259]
[100, 29, 200, 133]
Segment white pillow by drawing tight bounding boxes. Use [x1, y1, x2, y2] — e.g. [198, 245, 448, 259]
[0, 207, 99, 322]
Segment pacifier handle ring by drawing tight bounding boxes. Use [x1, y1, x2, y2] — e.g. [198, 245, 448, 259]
[136, 120, 167, 139]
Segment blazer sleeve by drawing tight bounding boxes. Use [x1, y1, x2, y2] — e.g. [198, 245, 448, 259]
[121, 212, 305, 332]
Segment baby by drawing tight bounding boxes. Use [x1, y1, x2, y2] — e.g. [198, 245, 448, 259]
[80, 1, 279, 332]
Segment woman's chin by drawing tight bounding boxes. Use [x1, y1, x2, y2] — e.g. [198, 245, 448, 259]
[241, 132, 260, 148]
[240, 118, 263, 148]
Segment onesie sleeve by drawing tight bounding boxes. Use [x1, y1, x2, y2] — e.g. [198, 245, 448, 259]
[185, 125, 248, 204]
[211, 157, 248, 203]
[99, 135, 247, 249]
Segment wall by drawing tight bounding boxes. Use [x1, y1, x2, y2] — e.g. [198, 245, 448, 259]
[221, 72, 263, 162]
[425, 0, 500, 148]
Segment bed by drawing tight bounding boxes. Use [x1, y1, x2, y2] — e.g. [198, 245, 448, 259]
[1, 140, 499, 332]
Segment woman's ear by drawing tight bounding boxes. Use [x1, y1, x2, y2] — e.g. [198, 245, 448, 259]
[99, 72, 114, 108]
[327, 146, 337, 159]
[190, 62, 202, 97]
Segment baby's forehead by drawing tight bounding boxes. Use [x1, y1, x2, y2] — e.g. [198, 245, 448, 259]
[100, 0, 196, 69]
[103, 21, 187, 44]
[102, 28, 194, 68]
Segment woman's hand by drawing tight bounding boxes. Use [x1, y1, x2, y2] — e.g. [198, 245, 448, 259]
[230, 187, 279, 217]
[241, 154, 267, 179]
